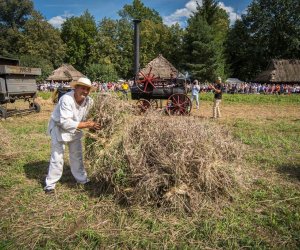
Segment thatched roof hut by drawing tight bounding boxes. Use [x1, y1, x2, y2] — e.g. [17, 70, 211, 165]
[140, 54, 183, 78]
[46, 64, 85, 82]
[254, 59, 300, 83]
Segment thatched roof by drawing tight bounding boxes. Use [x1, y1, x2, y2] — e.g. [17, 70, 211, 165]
[254, 59, 300, 83]
[140, 54, 183, 78]
[46, 64, 85, 81]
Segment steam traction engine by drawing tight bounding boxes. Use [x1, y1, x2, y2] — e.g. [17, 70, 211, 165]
[131, 20, 191, 115]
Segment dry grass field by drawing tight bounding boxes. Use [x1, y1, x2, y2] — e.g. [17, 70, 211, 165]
[0, 92, 299, 249]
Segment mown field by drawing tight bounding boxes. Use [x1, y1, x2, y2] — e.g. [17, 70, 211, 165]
[0, 92, 299, 249]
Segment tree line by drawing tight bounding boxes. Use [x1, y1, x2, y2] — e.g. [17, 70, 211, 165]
[0, 0, 299, 82]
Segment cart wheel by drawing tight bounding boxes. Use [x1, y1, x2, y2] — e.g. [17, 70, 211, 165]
[166, 94, 192, 116]
[30, 102, 41, 113]
[136, 99, 151, 113]
[0, 106, 7, 119]
[150, 99, 158, 109]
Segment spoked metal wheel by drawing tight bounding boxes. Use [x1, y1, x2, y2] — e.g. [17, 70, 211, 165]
[166, 94, 192, 116]
[136, 99, 151, 114]
[135, 67, 159, 93]
[150, 99, 159, 109]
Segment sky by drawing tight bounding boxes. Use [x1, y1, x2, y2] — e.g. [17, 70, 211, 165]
[32, 0, 252, 28]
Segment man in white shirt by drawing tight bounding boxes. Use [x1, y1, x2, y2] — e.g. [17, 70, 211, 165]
[44, 77, 100, 194]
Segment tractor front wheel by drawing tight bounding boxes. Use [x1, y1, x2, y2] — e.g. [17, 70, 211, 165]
[136, 99, 151, 114]
[166, 94, 192, 116]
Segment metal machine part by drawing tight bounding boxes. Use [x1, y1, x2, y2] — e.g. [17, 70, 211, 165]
[0, 57, 41, 118]
[131, 21, 191, 115]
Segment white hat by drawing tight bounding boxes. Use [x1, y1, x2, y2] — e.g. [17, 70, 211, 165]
[217, 77, 222, 81]
[70, 77, 92, 88]
[193, 79, 199, 84]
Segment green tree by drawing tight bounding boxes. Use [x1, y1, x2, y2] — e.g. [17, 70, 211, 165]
[0, 0, 34, 56]
[161, 23, 185, 70]
[183, 16, 218, 81]
[226, 0, 300, 80]
[92, 18, 118, 62]
[198, 0, 219, 25]
[183, 0, 229, 81]
[0, 0, 33, 29]
[61, 10, 97, 72]
[85, 63, 118, 82]
[19, 54, 54, 82]
[225, 20, 254, 80]
[116, 19, 134, 79]
[118, 0, 162, 23]
[18, 11, 66, 68]
[117, 0, 182, 77]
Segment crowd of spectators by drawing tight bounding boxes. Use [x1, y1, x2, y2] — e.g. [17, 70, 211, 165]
[197, 82, 300, 94]
[37, 80, 300, 95]
[37, 80, 134, 93]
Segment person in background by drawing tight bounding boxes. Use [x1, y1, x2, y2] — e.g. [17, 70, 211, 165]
[44, 77, 101, 194]
[121, 81, 129, 100]
[210, 77, 223, 119]
[190, 79, 200, 109]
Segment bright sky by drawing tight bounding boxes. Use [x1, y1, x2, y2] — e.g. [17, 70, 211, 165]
[32, 0, 251, 28]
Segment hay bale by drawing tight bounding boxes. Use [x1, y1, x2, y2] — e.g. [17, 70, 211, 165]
[86, 94, 243, 212]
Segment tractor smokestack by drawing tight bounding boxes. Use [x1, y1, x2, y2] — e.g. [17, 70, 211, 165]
[133, 19, 141, 78]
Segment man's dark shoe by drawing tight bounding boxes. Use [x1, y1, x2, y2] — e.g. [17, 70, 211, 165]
[84, 181, 94, 190]
[45, 189, 55, 195]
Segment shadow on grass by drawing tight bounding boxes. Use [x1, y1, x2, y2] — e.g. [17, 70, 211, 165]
[23, 161, 49, 187]
[277, 164, 300, 182]
[23, 161, 76, 188]
[23, 161, 113, 197]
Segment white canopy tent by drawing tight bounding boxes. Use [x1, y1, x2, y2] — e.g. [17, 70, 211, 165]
[225, 78, 243, 84]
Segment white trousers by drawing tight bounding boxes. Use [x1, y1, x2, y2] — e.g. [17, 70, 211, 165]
[45, 131, 89, 190]
[213, 99, 222, 118]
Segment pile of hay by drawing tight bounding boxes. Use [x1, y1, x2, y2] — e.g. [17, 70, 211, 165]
[86, 94, 243, 212]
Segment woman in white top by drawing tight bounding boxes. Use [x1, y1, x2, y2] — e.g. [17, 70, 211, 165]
[191, 79, 201, 109]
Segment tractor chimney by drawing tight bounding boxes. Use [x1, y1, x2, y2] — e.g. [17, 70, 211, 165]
[133, 19, 141, 78]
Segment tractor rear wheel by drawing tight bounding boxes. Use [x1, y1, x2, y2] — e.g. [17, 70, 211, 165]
[135, 67, 159, 93]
